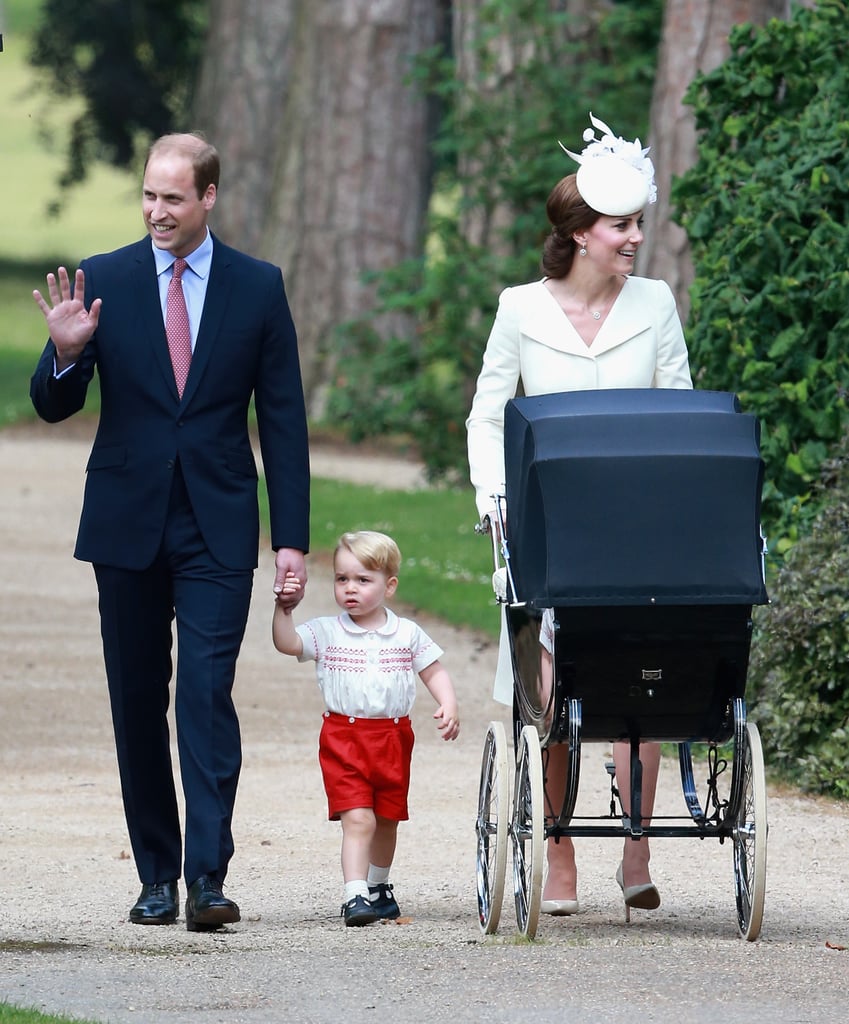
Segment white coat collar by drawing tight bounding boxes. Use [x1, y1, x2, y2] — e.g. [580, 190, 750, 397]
[520, 277, 653, 358]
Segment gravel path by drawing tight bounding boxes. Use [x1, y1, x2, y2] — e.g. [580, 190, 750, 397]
[0, 427, 847, 1024]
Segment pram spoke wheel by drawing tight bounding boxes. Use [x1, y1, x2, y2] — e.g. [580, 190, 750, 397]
[511, 725, 544, 938]
[476, 721, 510, 934]
[733, 721, 768, 940]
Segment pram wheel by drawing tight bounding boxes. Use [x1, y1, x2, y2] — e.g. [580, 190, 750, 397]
[733, 721, 768, 940]
[476, 721, 509, 934]
[512, 725, 544, 938]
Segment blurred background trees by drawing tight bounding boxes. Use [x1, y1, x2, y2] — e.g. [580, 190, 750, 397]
[22, 0, 849, 796]
[194, 0, 449, 403]
[640, 0, 792, 318]
[29, 0, 795, 442]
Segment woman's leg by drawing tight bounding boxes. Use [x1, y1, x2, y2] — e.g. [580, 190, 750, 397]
[613, 740, 661, 888]
[542, 742, 577, 902]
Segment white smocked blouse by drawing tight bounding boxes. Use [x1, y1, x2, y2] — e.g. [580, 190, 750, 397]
[295, 608, 443, 719]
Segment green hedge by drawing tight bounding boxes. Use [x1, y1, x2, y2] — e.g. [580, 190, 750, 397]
[748, 428, 849, 798]
[674, 0, 849, 557]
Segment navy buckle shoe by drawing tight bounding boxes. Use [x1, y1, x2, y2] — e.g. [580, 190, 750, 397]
[342, 894, 378, 927]
[368, 883, 401, 920]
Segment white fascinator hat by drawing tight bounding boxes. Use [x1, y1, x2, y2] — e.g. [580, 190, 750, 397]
[560, 112, 657, 217]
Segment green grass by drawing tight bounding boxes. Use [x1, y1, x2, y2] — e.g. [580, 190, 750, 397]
[0, 258, 60, 426]
[0, 1006, 97, 1024]
[0, 346, 41, 426]
[0, 258, 103, 428]
[0, 258, 54, 353]
[289, 478, 497, 636]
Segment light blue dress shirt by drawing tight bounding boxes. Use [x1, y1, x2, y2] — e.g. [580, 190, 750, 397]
[153, 229, 214, 352]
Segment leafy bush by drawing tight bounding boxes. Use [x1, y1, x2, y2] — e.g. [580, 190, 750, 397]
[748, 428, 849, 798]
[326, 0, 663, 482]
[673, 0, 849, 555]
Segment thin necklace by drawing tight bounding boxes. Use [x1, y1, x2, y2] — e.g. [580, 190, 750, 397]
[547, 278, 614, 321]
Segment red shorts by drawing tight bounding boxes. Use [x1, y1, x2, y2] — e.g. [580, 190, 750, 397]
[318, 712, 415, 821]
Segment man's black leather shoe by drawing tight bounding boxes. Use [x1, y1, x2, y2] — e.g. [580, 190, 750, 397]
[129, 881, 178, 925]
[185, 875, 240, 932]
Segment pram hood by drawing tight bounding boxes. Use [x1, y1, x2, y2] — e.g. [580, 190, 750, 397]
[504, 388, 768, 607]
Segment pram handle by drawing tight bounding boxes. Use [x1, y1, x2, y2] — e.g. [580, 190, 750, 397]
[476, 493, 521, 606]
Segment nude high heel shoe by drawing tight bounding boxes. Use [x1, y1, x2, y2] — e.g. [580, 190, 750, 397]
[615, 863, 660, 923]
[540, 898, 580, 916]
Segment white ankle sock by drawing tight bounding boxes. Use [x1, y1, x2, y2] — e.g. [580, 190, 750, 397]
[344, 880, 370, 902]
[367, 864, 391, 887]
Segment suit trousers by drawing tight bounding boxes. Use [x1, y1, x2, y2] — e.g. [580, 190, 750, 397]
[94, 462, 254, 888]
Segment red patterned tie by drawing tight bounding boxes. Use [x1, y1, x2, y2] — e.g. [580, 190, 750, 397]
[166, 257, 192, 397]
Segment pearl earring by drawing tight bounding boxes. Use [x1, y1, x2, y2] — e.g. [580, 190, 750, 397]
[579, 246, 587, 256]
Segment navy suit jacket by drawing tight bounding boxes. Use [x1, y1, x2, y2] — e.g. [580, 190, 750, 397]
[30, 235, 310, 571]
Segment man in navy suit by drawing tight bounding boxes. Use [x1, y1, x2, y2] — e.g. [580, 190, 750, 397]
[30, 133, 310, 931]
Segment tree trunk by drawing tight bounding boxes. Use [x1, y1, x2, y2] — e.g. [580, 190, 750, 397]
[260, 0, 448, 410]
[193, 0, 298, 257]
[640, 0, 793, 324]
[452, 0, 600, 254]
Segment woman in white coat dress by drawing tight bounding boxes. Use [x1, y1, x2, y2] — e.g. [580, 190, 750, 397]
[466, 114, 692, 920]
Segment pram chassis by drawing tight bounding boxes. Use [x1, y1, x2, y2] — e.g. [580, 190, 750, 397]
[474, 391, 769, 942]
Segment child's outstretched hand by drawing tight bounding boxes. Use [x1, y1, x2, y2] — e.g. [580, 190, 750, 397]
[433, 704, 460, 741]
[274, 571, 301, 613]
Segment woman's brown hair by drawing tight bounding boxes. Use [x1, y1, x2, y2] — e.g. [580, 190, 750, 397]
[541, 173, 600, 279]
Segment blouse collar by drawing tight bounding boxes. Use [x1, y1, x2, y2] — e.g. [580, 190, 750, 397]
[338, 608, 399, 637]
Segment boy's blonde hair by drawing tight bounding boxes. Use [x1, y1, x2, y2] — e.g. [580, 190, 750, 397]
[335, 531, 401, 577]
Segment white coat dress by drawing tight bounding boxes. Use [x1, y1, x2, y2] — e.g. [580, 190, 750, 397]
[466, 275, 693, 519]
[466, 274, 693, 702]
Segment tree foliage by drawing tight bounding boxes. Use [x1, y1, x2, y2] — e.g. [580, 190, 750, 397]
[748, 426, 849, 799]
[30, 0, 207, 208]
[326, 0, 663, 479]
[672, 0, 849, 555]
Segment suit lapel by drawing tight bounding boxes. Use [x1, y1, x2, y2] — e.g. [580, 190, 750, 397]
[129, 241, 181, 397]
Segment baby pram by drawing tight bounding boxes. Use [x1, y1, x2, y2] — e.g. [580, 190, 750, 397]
[475, 388, 769, 940]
